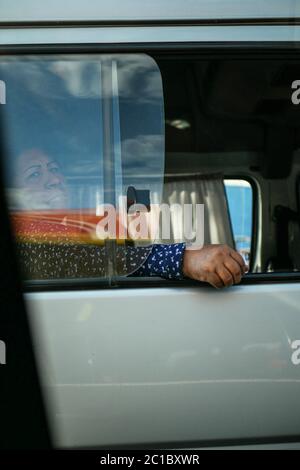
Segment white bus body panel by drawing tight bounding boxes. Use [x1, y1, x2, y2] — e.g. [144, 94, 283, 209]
[26, 285, 300, 447]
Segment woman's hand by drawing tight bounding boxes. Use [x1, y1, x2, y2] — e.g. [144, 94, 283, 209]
[182, 244, 248, 288]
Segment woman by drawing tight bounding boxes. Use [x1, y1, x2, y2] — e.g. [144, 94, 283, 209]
[9, 148, 184, 280]
[11, 148, 68, 210]
[9, 148, 247, 287]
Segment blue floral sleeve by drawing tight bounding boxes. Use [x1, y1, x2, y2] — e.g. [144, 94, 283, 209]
[131, 243, 186, 280]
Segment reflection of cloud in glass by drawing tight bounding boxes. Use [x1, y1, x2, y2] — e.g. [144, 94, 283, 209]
[0, 54, 164, 208]
[0, 54, 161, 102]
[122, 134, 164, 175]
[50, 60, 102, 98]
[116, 55, 163, 104]
[65, 159, 103, 176]
[0, 57, 102, 100]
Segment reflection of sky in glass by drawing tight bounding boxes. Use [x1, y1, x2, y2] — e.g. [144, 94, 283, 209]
[0, 54, 165, 280]
[0, 57, 104, 209]
[0, 54, 165, 211]
[118, 55, 165, 204]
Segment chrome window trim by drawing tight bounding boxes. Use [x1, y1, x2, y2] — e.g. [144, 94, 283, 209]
[2, 25, 300, 46]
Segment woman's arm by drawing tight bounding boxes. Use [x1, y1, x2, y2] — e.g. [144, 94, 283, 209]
[131, 243, 186, 279]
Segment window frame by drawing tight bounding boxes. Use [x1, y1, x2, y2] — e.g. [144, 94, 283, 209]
[1, 43, 300, 291]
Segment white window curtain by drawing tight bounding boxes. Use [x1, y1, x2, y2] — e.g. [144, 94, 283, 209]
[156, 174, 234, 247]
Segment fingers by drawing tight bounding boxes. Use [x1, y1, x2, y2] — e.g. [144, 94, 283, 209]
[224, 257, 242, 284]
[229, 249, 248, 274]
[207, 272, 224, 289]
[216, 265, 234, 287]
[182, 243, 248, 289]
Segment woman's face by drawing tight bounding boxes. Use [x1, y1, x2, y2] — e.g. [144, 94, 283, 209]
[15, 150, 68, 209]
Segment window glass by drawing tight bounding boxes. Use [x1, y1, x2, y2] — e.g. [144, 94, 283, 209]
[0, 54, 165, 280]
[224, 179, 253, 264]
[3, 54, 300, 279]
